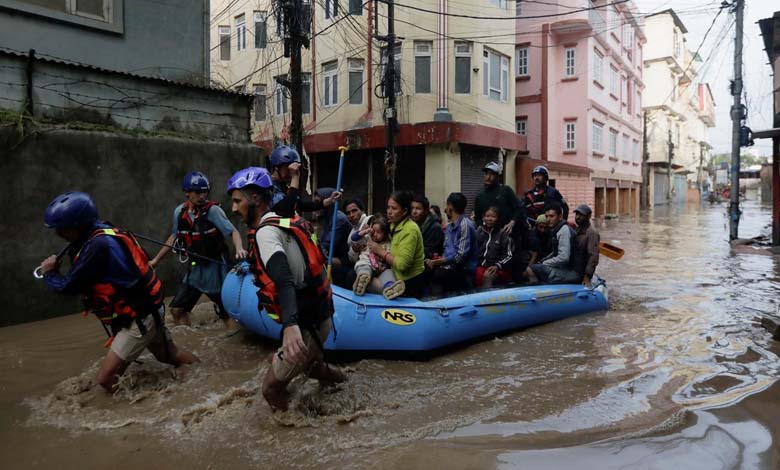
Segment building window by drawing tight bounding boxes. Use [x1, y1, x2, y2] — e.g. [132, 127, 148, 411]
[414, 41, 432, 94]
[274, 80, 287, 116]
[627, 80, 632, 113]
[254, 85, 267, 122]
[609, 65, 618, 96]
[609, 129, 618, 156]
[621, 76, 628, 104]
[5, 0, 124, 32]
[381, 44, 403, 95]
[348, 0, 362, 15]
[219, 26, 231, 60]
[483, 48, 509, 102]
[622, 134, 630, 160]
[323, 61, 338, 107]
[236, 14, 246, 51]
[254, 11, 267, 49]
[593, 48, 603, 83]
[276, 6, 284, 37]
[348, 59, 364, 104]
[565, 122, 576, 151]
[673, 29, 680, 58]
[564, 47, 576, 77]
[516, 46, 529, 76]
[516, 118, 527, 136]
[516, 0, 522, 16]
[454, 41, 472, 94]
[592, 121, 603, 153]
[325, 0, 337, 20]
[301, 73, 311, 114]
[632, 139, 639, 161]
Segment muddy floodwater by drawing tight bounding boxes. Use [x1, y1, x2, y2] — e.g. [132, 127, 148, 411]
[2, 201, 780, 469]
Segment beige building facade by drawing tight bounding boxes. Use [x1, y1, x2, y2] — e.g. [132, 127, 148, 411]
[642, 9, 715, 205]
[210, 0, 524, 213]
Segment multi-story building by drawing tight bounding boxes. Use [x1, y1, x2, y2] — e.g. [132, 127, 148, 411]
[210, 0, 524, 213]
[515, 0, 644, 218]
[642, 9, 715, 205]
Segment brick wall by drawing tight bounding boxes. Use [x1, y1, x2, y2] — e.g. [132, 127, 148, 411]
[552, 172, 595, 220]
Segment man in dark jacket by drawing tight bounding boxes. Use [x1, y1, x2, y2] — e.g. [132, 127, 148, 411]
[571, 204, 600, 287]
[411, 194, 444, 259]
[474, 161, 522, 231]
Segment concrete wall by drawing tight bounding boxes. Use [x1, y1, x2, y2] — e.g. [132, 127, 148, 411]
[0, 52, 251, 141]
[0, 0, 209, 82]
[0, 128, 261, 326]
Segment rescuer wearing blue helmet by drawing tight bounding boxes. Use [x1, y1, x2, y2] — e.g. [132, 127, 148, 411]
[523, 165, 569, 220]
[38, 191, 198, 393]
[227, 167, 346, 412]
[268, 144, 341, 217]
[149, 171, 247, 327]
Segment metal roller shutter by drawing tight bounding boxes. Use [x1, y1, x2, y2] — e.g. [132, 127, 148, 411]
[459, 145, 498, 217]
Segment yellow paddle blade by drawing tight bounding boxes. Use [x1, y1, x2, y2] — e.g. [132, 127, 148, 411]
[599, 242, 624, 260]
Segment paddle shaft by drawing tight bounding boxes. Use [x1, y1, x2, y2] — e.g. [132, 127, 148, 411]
[327, 146, 347, 277]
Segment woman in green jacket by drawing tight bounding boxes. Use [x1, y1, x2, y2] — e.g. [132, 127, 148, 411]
[368, 190, 426, 298]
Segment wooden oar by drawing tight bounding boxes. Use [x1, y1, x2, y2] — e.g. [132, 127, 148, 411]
[599, 242, 624, 260]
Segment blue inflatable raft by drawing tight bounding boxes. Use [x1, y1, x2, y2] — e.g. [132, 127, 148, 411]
[222, 263, 608, 357]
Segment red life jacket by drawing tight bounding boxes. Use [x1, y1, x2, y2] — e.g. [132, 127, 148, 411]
[176, 201, 226, 261]
[247, 215, 333, 325]
[76, 227, 164, 335]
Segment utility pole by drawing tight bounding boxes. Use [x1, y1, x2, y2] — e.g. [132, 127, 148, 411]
[667, 126, 674, 204]
[281, 0, 311, 184]
[378, 0, 398, 194]
[641, 111, 649, 210]
[729, 0, 744, 240]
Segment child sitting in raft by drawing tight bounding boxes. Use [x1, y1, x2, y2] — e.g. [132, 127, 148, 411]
[352, 216, 406, 299]
[475, 206, 514, 288]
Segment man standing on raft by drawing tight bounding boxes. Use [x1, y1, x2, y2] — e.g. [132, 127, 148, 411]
[227, 167, 345, 411]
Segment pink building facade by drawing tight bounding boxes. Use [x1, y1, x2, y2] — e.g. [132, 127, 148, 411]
[515, 0, 645, 218]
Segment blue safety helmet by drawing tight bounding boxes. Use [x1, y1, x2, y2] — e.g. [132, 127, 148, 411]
[531, 165, 549, 178]
[182, 171, 211, 192]
[270, 145, 301, 167]
[226, 167, 274, 194]
[44, 191, 98, 229]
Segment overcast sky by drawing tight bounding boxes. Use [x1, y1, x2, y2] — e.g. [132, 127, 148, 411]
[635, 0, 776, 157]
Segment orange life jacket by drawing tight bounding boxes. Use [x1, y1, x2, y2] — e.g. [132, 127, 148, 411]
[247, 215, 333, 325]
[176, 201, 226, 261]
[76, 227, 164, 335]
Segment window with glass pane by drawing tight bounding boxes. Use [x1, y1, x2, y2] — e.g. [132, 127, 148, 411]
[593, 49, 603, 82]
[609, 65, 618, 95]
[348, 59, 364, 104]
[349, 0, 362, 15]
[414, 42, 432, 94]
[516, 119, 527, 136]
[254, 11, 267, 49]
[564, 47, 575, 77]
[254, 85, 267, 121]
[455, 42, 472, 94]
[592, 121, 603, 152]
[516, 47, 528, 76]
[484, 48, 509, 102]
[609, 129, 618, 156]
[325, 0, 337, 19]
[275, 81, 287, 115]
[565, 122, 576, 150]
[323, 61, 338, 106]
[219, 26, 231, 60]
[236, 14, 246, 51]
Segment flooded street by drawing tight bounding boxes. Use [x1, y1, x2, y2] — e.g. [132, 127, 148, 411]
[2, 201, 780, 469]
